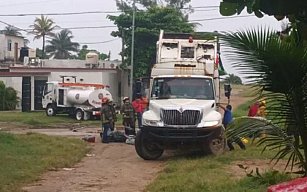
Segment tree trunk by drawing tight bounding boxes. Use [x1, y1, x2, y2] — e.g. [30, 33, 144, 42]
[42, 35, 45, 59]
[300, 131, 307, 176]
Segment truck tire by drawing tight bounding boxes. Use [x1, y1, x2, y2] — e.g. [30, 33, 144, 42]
[135, 130, 164, 160]
[75, 109, 84, 121]
[46, 105, 56, 116]
[203, 135, 225, 155]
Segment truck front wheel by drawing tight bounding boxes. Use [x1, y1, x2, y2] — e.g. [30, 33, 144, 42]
[135, 130, 164, 160]
[46, 105, 56, 116]
[75, 109, 84, 121]
[203, 135, 225, 155]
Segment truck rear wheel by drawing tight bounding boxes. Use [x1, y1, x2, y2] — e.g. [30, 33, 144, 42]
[46, 105, 56, 116]
[75, 109, 84, 121]
[135, 130, 164, 160]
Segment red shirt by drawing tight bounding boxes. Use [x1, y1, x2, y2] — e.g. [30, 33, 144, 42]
[132, 99, 144, 113]
[248, 104, 258, 117]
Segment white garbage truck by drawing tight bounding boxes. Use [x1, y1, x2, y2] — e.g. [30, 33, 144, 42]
[135, 30, 228, 160]
[42, 76, 112, 120]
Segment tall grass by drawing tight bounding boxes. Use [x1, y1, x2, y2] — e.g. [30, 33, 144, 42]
[0, 132, 89, 192]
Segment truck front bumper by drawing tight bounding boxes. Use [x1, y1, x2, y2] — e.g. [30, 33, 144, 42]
[141, 125, 224, 142]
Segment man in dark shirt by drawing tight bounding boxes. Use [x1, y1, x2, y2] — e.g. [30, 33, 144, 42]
[121, 97, 135, 135]
[220, 104, 246, 150]
[100, 97, 113, 143]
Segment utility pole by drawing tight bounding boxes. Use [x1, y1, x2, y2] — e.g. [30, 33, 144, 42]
[130, 0, 136, 101]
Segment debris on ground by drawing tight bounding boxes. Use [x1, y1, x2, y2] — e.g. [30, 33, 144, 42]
[82, 135, 96, 143]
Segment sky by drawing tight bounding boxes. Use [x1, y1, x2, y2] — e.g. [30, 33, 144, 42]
[0, 0, 285, 77]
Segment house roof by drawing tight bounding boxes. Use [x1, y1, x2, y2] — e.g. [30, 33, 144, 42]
[0, 72, 50, 77]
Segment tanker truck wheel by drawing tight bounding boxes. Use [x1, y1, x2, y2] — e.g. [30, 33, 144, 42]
[135, 130, 164, 160]
[75, 109, 84, 121]
[46, 105, 56, 116]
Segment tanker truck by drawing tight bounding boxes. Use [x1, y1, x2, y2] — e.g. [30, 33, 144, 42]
[135, 30, 228, 160]
[42, 77, 112, 120]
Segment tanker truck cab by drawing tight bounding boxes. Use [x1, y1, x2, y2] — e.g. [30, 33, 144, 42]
[135, 30, 226, 160]
[42, 80, 112, 121]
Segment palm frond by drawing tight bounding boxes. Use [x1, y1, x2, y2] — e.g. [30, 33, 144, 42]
[227, 117, 305, 171]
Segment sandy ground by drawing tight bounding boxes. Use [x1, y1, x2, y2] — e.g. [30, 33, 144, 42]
[10, 86, 250, 192]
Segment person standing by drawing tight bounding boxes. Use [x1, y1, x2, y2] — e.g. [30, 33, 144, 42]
[121, 97, 135, 135]
[248, 101, 259, 117]
[100, 97, 113, 143]
[132, 94, 144, 129]
[108, 100, 117, 131]
[219, 104, 246, 150]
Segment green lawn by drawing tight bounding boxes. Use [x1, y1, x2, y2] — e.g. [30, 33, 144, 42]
[0, 111, 123, 128]
[147, 144, 293, 192]
[0, 132, 89, 192]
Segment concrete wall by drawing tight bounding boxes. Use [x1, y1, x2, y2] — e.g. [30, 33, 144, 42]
[42, 59, 120, 69]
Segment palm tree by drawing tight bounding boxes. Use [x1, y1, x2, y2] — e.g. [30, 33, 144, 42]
[1, 26, 22, 36]
[45, 29, 79, 59]
[221, 28, 307, 175]
[30, 15, 57, 59]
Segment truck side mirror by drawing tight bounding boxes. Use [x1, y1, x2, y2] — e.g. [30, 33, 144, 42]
[224, 84, 232, 99]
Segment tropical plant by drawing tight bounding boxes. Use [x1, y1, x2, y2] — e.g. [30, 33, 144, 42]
[221, 28, 307, 175]
[0, 81, 19, 111]
[108, 6, 194, 78]
[219, 0, 307, 41]
[45, 29, 79, 59]
[1, 26, 22, 36]
[30, 15, 57, 59]
[223, 74, 243, 85]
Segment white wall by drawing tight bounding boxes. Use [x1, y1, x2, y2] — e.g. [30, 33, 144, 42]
[1, 35, 24, 60]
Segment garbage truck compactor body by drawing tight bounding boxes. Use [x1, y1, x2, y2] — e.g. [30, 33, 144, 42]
[42, 81, 112, 120]
[135, 30, 226, 160]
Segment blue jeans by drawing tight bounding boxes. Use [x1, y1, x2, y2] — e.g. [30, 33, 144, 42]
[137, 112, 142, 128]
[102, 123, 110, 142]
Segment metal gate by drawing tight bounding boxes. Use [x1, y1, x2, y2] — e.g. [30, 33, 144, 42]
[22, 77, 31, 112]
[34, 80, 47, 110]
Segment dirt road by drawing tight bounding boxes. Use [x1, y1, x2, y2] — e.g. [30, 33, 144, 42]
[20, 85, 250, 192]
[23, 139, 164, 192]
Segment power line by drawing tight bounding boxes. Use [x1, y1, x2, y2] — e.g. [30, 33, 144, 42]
[189, 15, 254, 22]
[59, 26, 117, 30]
[0, 11, 121, 17]
[79, 39, 119, 45]
[0, 6, 220, 17]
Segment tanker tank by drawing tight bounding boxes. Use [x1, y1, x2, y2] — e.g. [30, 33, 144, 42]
[67, 89, 112, 108]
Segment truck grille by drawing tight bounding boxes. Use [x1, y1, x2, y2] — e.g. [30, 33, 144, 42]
[162, 110, 201, 126]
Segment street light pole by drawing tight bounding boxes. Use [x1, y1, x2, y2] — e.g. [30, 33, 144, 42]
[130, 0, 136, 101]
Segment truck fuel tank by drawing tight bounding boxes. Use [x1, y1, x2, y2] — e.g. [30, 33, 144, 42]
[67, 89, 112, 108]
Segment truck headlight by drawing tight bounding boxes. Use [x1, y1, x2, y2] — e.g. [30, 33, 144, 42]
[203, 120, 220, 127]
[143, 119, 160, 126]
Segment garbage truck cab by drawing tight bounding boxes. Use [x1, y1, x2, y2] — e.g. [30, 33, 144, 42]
[135, 30, 226, 160]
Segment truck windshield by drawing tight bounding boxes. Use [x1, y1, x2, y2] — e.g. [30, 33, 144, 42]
[151, 77, 214, 100]
[43, 83, 53, 95]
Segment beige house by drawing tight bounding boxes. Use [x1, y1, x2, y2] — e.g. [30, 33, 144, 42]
[0, 34, 25, 63]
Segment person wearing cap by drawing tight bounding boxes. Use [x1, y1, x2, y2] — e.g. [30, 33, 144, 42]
[100, 97, 113, 143]
[121, 97, 135, 135]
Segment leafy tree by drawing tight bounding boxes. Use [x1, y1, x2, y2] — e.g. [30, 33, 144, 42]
[0, 81, 18, 111]
[0, 26, 22, 36]
[116, 0, 191, 10]
[219, 0, 307, 41]
[221, 28, 307, 175]
[45, 29, 79, 59]
[30, 15, 57, 59]
[223, 74, 243, 85]
[108, 6, 194, 78]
